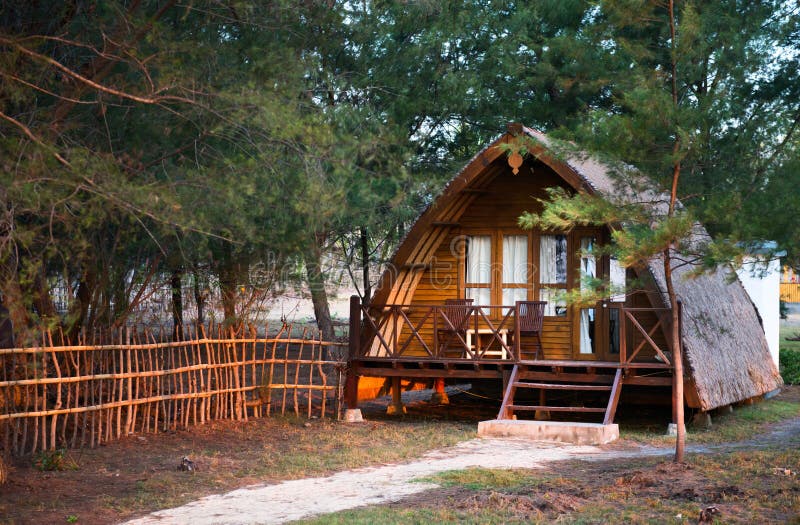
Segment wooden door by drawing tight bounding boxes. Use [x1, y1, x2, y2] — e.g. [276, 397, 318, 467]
[571, 230, 621, 361]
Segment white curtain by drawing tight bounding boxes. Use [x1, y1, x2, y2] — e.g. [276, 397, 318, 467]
[466, 235, 491, 284]
[502, 235, 528, 284]
[466, 287, 491, 308]
[579, 308, 595, 354]
[579, 237, 597, 354]
[503, 288, 527, 314]
[580, 236, 596, 289]
[540, 235, 567, 284]
[610, 256, 626, 302]
[539, 288, 566, 317]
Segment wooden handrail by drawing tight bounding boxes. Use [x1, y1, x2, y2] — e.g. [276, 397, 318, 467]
[360, 303, 520, 361]
[359, 303, 676, 368]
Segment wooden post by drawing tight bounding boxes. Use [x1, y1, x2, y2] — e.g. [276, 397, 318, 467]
[344, 295, 360, 410]
[429, 377, 449, 404]
[672, 298, 685, 461]
[387, 376, 406, 415]
[514, 303, 521, 361]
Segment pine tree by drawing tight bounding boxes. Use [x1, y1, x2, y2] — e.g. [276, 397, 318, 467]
[518, 0, 797, 462]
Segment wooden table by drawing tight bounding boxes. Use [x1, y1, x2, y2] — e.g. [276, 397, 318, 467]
[465, 328, 509, 359]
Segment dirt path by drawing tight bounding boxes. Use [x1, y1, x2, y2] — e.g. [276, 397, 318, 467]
[123, 414, 800, 525]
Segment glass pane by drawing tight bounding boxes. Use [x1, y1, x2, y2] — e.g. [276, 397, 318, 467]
[580, 308, 596, 354]
[540, 235, 567, 284]
[610, 256, 626, 302]
[466, 287, 491, 310]
[502, 235, 528, 284]
[608, 307, 620, 355]
[540, 288, 567, 317]
[502, 288, 528, 315]
[465, 236, 491, 284]
[580, 236, 596, 291]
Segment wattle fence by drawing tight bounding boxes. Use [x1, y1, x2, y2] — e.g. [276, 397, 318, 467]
[0, 324, 347, 457]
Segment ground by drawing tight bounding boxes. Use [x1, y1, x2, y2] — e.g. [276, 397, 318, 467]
[1, 386, 799, 524]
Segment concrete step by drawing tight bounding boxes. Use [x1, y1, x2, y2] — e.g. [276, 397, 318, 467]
[477, 419, 619, 445]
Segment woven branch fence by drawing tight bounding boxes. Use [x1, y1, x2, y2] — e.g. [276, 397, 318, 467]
[0, 324, 347, 457]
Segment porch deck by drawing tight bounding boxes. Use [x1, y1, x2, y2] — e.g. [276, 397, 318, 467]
[345, 296, 677, 425]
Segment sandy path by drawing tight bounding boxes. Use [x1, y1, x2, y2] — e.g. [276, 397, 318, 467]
[123, 437, 647, 525]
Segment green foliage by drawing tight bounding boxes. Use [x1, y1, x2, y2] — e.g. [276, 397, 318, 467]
[622, 397, 800, 445]
[780, 349, 800, 384]
[516, 0, 798, 306]
[1, 0, 797, 334]
[33, 448, 77, 472]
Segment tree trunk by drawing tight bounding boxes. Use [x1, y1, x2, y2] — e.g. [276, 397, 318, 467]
[305, 235, 335, 345]
[30, 269, 58, 324]
[193, 268, 206, 327]
[0, 266, 30, 342]
[667, 0, 686, 463]
[171, 268, 184, 340]
[360, 227, 371, 306]
[218, 244, 240, 326]
[664, 250, 685, 462]
[65, 263, 95, 342]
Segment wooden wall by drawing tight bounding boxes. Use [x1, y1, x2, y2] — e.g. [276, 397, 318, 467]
[403, 159, 579, 359]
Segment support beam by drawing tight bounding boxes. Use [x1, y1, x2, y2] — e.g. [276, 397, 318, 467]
[387, 376, 406, 415]
[429, 377, 449, 404]
[345, 295, 361, 410]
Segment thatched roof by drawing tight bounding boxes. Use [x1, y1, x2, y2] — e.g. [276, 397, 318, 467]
[520, 126, 782, 409]
[374, 126, 782, 410]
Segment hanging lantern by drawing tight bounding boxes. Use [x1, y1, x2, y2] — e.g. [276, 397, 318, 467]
[508, 151, 523, 175]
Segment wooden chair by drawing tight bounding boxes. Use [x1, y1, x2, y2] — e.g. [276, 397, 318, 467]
[510, 301, 546, 360]
[436, 298, 474, 357]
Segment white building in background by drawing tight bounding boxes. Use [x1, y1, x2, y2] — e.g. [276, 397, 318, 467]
[736, 242, 785, 369]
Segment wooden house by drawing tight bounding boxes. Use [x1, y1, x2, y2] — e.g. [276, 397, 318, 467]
[345, 125, 782, 425]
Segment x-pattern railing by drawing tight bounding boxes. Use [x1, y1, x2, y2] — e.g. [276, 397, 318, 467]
[360, 304, 517, 361]
[616, 306, 673, 366]
[359, 302, 675, 367]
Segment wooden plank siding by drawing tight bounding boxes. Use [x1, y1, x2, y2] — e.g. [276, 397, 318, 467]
[781, 283, 800, 303]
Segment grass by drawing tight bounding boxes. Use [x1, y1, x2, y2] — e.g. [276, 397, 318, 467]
[780, 324, 800, 353]
[305, 448, 800, 524]
[620, 398, 800, 446]
[302, 505, 534, 524]
[421, 468, 535, 491]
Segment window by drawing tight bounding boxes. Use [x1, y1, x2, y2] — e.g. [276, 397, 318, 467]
[464, 235, 491, 307]
[539, 234, 567, 316]
[609, 256, 626, 302]
[502, 235, 528, 312]
[608, 255, 626, 355]
[578, 236, 596, 354]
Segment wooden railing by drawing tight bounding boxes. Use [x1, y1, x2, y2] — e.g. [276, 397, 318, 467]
[610, 305, 674, 367]
[351, 296, 674, 368]
[357, 302, 516, 360]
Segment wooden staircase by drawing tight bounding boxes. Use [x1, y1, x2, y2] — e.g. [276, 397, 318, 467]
[498, 364, 623, 425]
